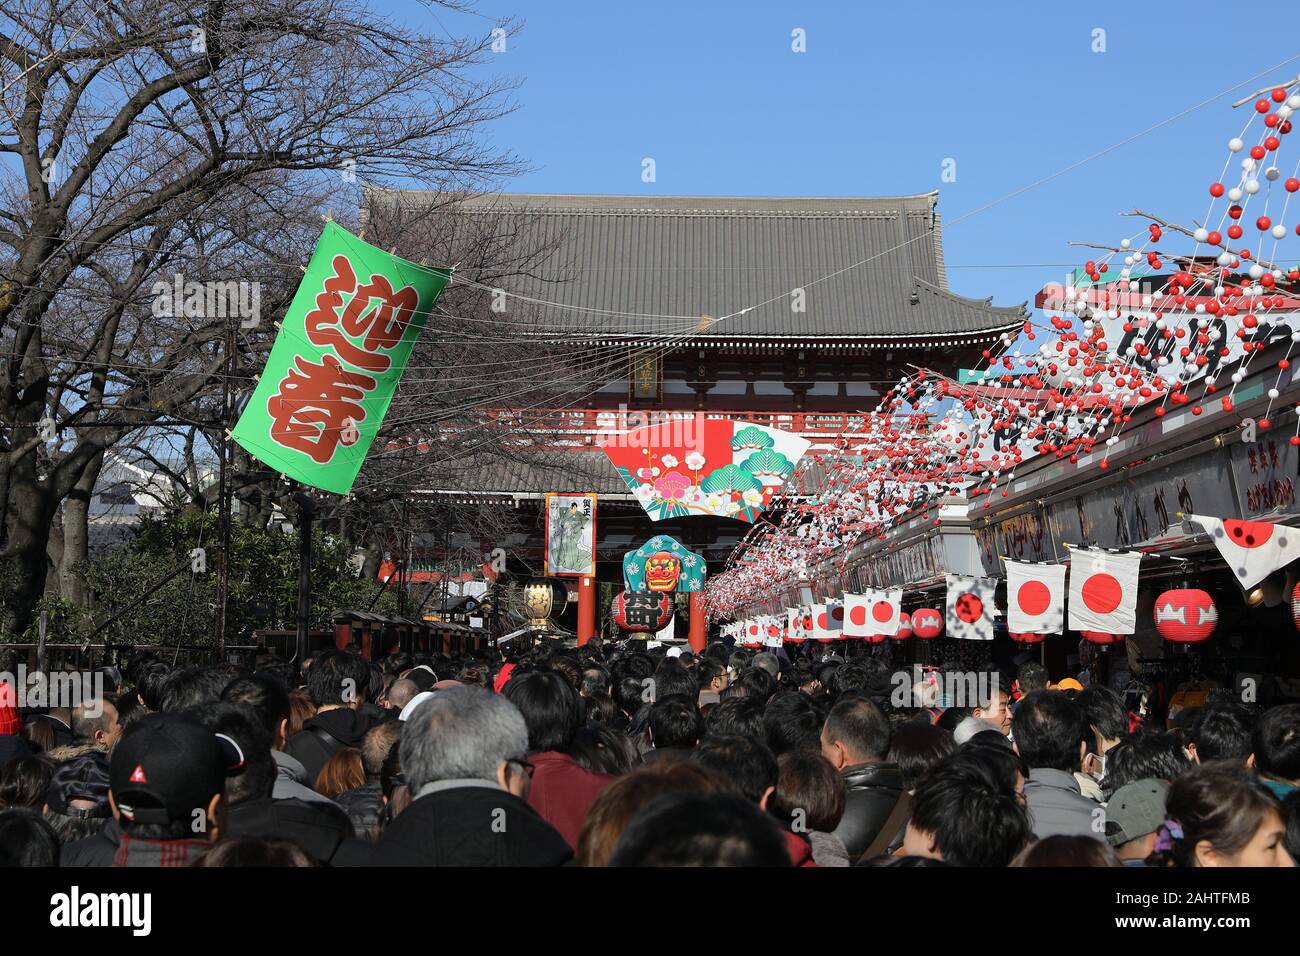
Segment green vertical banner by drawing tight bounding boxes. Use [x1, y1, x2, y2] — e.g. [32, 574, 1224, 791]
[231, 223, 450, 495]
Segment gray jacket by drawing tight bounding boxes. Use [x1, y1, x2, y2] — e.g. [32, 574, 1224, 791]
[1023, 768, 1104, 839]
[272, 749, 342, 807]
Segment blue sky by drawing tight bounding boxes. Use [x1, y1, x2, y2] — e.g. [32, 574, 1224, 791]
[388, 0, 1300, 312]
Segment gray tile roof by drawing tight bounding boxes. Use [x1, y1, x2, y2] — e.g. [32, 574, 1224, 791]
[369, 190, 1027, 341]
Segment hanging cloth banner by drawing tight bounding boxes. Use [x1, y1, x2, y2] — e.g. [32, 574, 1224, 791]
[786, 607, 805, 642]
[810, 603, 830, 641]
[845, 589, 902, 637]
[1187, 515, 1300, 591]
[1006, 561, 1066, 635]
[231, 223, 451, 495]
[945, 574, 998, 641]
[1067, 549, 1142, 634]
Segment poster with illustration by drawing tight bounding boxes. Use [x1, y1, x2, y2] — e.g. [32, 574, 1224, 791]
[544, 493, 597, 577]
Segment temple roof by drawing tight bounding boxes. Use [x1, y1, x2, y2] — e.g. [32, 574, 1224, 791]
[367, 189, 1027, 342]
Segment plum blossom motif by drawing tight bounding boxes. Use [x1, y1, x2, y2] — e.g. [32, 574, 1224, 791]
[636, 466, 660, 480]
[684, 487, 705, 505]
[685, 452, 706, 471]
[653, 470, 691, 501]
[704, 492, 726, 512]
[742, 488, 764, 508]
[633, 484, 656, 505]
[660, 454, 679, 468]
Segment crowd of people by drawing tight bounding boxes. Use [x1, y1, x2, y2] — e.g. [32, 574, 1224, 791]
[1, 640, 1298, 867]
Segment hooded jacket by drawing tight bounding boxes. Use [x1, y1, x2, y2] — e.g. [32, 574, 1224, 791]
[829, 761, 906, 860]
[225, 796, 374, 866]
[272, 749, 341, 806]
[284, 706, 380, 786]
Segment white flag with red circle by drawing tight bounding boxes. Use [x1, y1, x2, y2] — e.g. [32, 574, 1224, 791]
[827, 599, 845, 636]
[786, 607, 803, 641]
[1188, 515, 1300, 591]
[845, 589, 901, 636]
[763, 615, 784, 648]
[1067, 549, 1141, 634]
[1006, 561, 1066, 634]
[810, 603, 830, 640]
[945, 574, 997, 641]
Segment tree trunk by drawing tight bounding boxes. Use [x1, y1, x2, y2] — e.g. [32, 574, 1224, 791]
[58, 452, 103, 608]
[4, 468, 56, 638]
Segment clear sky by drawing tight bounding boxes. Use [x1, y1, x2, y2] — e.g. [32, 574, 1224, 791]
[387, 0, 1300, 313]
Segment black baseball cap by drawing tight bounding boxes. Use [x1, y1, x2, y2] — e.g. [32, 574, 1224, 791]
[109, 713, 230, 826]
[46, 752, 111, 819]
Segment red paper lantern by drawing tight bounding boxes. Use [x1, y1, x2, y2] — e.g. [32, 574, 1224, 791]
[1082, 630, 1123, 646]
[1291, 580, 1300, 630]
[911, 608, 944, 639]
[1154, 588, 1217, 644]
[891, 611, 913, 640]
[611, 591, 674, 635]
[862, 633, 889, 645]
[1010, 631, 1047, 644]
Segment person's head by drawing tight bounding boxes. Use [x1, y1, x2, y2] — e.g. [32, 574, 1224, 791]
[608, 792, 791, 866]
[191, 702, 275, 807]
[752, 652, 780, 680]
[888, 721, 957, 791]
[763, 692, 824, 756]
[1105, 778, 1170, 862]
[1011, 835, 1122, 867]
[733, 666, 777, 705]
[768, 750, 845, 834]
[648, 696, 705, 751]
[953, 716, 1002, 746]
[315, 747, 366, 798]
[972, 678, 1012, 736]
[42, 752, 111, 844]
[221, 675, 292, 749]
[400, 686, 532, 799]
[705, 696, 765, 741]
[305, 650, 370, 709]
[360, 721, 402, 781]
[580, 665, 610, 698]
[1187, 702, 1256, 764]
[1252, 704, 1300, 785]
[0, 755, 53, 810]
[384, 678, 419, 713]
[502, 669, 581, 754]
[652, 660, 698, 705]
[288, 688, 316, 738]
[903, 748, 1032, 867]
[108, 713, 228, 842]
[1077, 685, 1129, 757]
[613, 677, 646, 719]
[0, 809, 59, 866]
[158, 667, 228, 713]
[1151, 761, 1293, 867]
[570, 723, 639, 776]
[1102, 732, 1194, 796]
[194, 837, 320, 867]
[1283, 790, 1300, 865]
[1011, 691, 1087, 773]
[1016, 661, 1050, 696]
[71, 697, 120, 750]
[820, 696, 890, 770]
[697, 659, 728, 696]
[692, 734, 779, 808]
[576, 762, 734, 866]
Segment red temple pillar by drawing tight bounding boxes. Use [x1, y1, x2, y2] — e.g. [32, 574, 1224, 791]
[688, 592, 706, 652]
[577, 576, 596, 645]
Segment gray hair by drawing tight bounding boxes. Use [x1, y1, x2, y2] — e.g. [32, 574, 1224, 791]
[400, 686, 528, 790]
[953, 716, 1003, 746]
[751, 653, 779, 677]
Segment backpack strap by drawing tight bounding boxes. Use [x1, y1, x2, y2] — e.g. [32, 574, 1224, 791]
[857, 790, 912, 864]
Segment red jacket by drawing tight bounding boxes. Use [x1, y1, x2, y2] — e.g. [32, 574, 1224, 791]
[526, 751, 614, 850]
[785, 830, 819, 867]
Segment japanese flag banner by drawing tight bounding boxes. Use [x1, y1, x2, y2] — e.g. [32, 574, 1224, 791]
[1006, 561, 1066, 634]
[811, 603, 831, 641]
[1067, 549, 1141, 634]
[786, 607, 805, 641]
[232, 223, 450, 495]
[1187, 515, 1300, 591]
[945, 575, 997, 641]
[763, 616, 784, 648]
[845, 589, 901, 637]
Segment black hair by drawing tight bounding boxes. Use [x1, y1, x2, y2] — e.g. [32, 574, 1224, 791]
[768, 750, 846, 833]
[696, 658, 725, 690]
[502, 669, 582, 753]
[1016, 662, 1050, 695]
[221, 675, 291, 740]
[705, 696, 766, 741]
[135, 660, 173, 712]
[763, 692, 824, 756]
[908, 748, 1031, 867]
[613, 676, 646, 719]
[158, 667, 230, 713]
[1011, 691, 1087, 773]
[1101, 731, 1194, 796]
[1187, 702, 1257, 763]
[648, 696, 705, 750]
[1077, 686, 1130, 746]
[732, 667, 776, 705]
[305, 650, 371, 708]
[570, 723, 639, 776]
[652, 660, 698, 704]
[1148, 761, 1282, 867]
[691, 734, 778, 804]
[191, 703, 275, 806]
[888, 721, 957, 791]
[823, 696, 891, 763]
[608, 792, 790, 866]
[580, 665, 611, 698]
[1252, 704, 1300, 783]
[1281, 789, 1300, 866]
[0, 755, 53, 811]
[0, 809, 59, 866]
